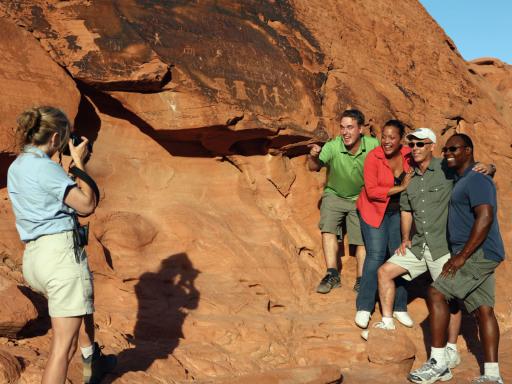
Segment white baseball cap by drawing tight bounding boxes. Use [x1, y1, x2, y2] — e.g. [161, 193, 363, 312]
[406, 128, 437, 144]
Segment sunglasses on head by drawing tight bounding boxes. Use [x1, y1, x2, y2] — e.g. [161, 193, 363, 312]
[441, 145, 466, 153]
[408, 141, 433, 148]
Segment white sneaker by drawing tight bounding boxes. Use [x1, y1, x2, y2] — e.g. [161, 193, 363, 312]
[360, 320, 395, 341]
[355, 310, 371, 329]
[393, 311, 414, 327]
[446, 346, 461, 369]
[408, 358, 452, 383]
[471, 375, 504, 383]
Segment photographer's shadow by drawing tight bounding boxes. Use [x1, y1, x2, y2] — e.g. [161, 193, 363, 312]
[108, 252, 200, 380]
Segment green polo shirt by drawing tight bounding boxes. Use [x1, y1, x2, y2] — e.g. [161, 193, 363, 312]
[400, 157, 455, 260]
[319, 135, 379, 201]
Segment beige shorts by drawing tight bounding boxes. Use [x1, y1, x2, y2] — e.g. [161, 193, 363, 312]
[23, 231, 94, 317]
[387, 245, 450, 281]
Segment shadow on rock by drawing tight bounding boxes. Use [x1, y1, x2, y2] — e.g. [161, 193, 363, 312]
[16, 286, 51, 338]
[108, 252, 200, 381]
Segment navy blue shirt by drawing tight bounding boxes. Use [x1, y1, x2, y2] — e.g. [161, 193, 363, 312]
[448, 166, 505, 262]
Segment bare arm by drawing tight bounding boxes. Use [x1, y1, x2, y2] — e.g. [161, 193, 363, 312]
[473, 162, 496, 177]
[386, 170, 414, 196]
[63, 137, 96, 215]
[307, 144, 322, 171]
[440, 204, 493, 277]
[396, 210, 413, 255]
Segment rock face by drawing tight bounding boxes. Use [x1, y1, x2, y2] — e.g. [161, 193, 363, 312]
[0, 1, 511, 383]
[0, 272, 38, 338]
[0, 349, 22, 384]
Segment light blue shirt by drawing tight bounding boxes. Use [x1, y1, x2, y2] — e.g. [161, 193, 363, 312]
[7, 146, 76, 242]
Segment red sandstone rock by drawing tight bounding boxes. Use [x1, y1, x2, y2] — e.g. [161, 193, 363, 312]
[195, 364, 342, 383]
[0, 17, 80, 153]
[367, 327, 416, 375]
[0, 273, 38, 338]
[0, 348, 22, 384]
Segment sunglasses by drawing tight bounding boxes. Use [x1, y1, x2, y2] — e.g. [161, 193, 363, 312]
[441, 145, 466, 153]
[408, 141, 433, 148]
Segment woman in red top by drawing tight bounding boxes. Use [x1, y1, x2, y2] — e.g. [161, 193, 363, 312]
[354, 120, 413, 329]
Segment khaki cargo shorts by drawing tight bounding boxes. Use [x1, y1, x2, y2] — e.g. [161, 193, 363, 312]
[319, 193, 363, 245]
[387, 245, 450, 281]
[23, 231, 94, 317]
[432, 248, 499, 313]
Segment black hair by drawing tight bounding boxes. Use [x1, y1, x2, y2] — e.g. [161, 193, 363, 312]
[383, 119, 406, 138]
[341, 109, 365, 126]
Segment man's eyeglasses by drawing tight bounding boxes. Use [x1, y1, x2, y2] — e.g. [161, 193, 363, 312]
[441, 145, 466, 153]
[408, 141, 433, 148]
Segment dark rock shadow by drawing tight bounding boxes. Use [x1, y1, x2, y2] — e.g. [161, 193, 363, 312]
[0, 152, 17, 189]
[106, 252, 200, 381]
[16, 286, 51, 338]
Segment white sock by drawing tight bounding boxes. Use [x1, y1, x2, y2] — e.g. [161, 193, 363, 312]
[430, 346, 447, 367]
[81, 344, 95, 359]
[484, 362, 500, 378]
[382, 316, 394, 327]
[446, 342, 457, 351]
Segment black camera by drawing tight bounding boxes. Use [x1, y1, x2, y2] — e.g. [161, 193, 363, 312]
[63, 132, 93, 156]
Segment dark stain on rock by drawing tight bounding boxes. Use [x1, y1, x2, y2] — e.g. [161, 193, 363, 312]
[30, 5, 57, 38]
[65, 35, 81, 51]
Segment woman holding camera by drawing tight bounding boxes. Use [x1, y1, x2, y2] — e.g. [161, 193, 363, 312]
[7, 106, 115, 384]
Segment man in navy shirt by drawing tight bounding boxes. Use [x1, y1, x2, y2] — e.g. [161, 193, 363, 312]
[409, 133, 504, 384]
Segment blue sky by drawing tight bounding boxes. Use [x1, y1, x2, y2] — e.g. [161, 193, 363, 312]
[419, 0, 512, 64]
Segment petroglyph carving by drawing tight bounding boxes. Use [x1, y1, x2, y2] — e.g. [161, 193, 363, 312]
[233, 80, 250, 100]
[183, 46, 195, 56]
[154, 32, 162, 45]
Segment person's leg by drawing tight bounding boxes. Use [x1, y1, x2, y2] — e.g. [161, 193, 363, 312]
[427, 286, 450, 349]
[80, 313, 95, 347]
[377, 262, 408, 318]
[346, 205, 365, 280]
[355, 245, 366, 279]
[322, 232, 339, 270]
[426, 251, 462, 352]
[317, 194, 346, 293]
[447, 300, 461, 345]
[356, 215, 388, 313]
[385, 211, 409, 314]
[43, 316, 82, 384]
[318, 194, 345, 271]
[474, 306, 499, 363]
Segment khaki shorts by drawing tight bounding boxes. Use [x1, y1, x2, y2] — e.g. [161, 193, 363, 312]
[432, 248, 499, 313]
[387, 245, 450, 281]
[319, 193, 363, 245]
[23, 231, 94, 317]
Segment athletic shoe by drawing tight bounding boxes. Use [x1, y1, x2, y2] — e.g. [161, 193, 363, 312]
[408, 358, 452, 384]
[353, 276, 361, 292]
[360, 320, 395, 341]
[354, 310, 371, 329]
[446, 346, 461, 369]
[471, 375, 504, 383]
[393, 311, 414, 327]
[83, 342, 117, 384]
[316, 273, 340, 294]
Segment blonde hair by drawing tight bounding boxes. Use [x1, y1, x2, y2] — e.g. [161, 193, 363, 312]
[15, 106, 71, 152]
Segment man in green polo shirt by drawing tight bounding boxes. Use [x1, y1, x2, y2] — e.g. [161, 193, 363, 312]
[308, 109, 379, 294]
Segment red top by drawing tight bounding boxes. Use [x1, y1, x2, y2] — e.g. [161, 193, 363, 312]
[356, 145, 412, 228]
